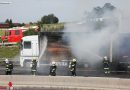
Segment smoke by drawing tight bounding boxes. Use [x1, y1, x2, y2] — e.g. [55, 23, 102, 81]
[62, 3, 120, 65]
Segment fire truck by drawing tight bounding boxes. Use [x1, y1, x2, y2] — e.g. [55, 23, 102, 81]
[0, 29, 23, 43]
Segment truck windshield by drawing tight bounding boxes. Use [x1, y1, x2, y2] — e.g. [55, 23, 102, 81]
[24, 41, 31, 49]
[15, 30, 20, 35]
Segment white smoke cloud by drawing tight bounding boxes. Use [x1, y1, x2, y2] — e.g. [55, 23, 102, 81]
[62, 4, 120, 65]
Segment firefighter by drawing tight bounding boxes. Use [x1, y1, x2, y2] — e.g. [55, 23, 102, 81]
[5, 59, 13, 75]
[31, 59, 37, 75]
[69, 58, 77, 76]
[103, 56, 110, 74]
[49, 61, 57, 76]
[9, 61, 13, 75]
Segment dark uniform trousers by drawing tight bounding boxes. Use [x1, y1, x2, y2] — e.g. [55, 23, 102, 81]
[50, 65, 57, 76]
[31, 61, 37, 75]
[103, 60, 110, 74]
[5, 63, 13, 75]
[69, 62, 76, 76]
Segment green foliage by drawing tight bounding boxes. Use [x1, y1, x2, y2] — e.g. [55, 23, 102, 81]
[0, 46, 19, 58]
[40, 23, 64, 32]
[5, 19, 10, 23]
[18, 23, 25, 27]
[0, 30, 5, 36]
[23, 28, 38, 36]
[4, 19, 25, 28]
[40, 14, 59, 24]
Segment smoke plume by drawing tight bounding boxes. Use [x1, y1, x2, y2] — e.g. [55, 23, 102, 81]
[63, 3, 120, 65]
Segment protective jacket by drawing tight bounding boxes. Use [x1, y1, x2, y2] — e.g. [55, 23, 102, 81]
[31, 60, 37, 71]
[5, 62, 13, 75]
[69, 60, 77, 76]
[50, 64, 57, 76]
[103, 57, 110, 74]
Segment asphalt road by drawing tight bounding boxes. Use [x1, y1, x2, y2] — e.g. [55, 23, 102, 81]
[14, 87, 76, 90]
[1, 75, 130, 90]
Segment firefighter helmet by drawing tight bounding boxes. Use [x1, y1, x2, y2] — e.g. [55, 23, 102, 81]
[32, 57, 37, 61]
[104, 56, 108, 60]
[72, 58, 76, 62]
[5, 58, 9, 63]
[52, 61, 56, 65]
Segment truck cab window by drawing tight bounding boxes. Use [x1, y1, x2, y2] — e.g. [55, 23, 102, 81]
[5, 31, 10, 36]
[24, 41, 31, 49]
[15, 30, 20, 35]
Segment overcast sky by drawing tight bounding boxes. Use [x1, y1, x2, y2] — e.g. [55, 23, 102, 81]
[0, 0, 130, 23]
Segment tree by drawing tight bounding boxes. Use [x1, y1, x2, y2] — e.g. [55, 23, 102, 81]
[23, 28, 38, 36]
[103, 3, 115, 11]
[5, 19, 13, 28]
[93, 6, 103, 17]
[9, 19, 13, 28]
[53, 16, 59, 23]
[41, 15, 49, 24]
[29, 22, 33, 25]
[92, 3, 116, 17]
[40, 14, 59, 24]
[5, 19, 10, 23]
[18, 23, 25, 27]
[87, 3, 117, 30]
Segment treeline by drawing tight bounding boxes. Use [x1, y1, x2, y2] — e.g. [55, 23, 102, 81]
[5, 19, 25, 28]
[86, 3, 117, 30]
[37, 14, 59, 25]
[24, 13, 64, 36]
[23, 23, 64, 36]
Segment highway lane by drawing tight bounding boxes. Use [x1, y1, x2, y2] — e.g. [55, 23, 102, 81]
[1, 76, 130, 90]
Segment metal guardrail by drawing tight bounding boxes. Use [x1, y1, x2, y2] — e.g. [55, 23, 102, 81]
[0, 42, 17, 46]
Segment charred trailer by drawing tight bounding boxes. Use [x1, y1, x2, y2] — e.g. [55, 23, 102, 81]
[111, 33, 130, 73]
[19, 31, 108, 75]
[38, 32, 72, 75]
[19, 31, 72, 75]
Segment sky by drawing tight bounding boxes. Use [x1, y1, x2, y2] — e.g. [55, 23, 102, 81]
[0, 0, 130, 23]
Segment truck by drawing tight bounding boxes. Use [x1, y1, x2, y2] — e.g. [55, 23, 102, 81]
[0, 29, 23, 43]
[20, 27, 130, 75]
[20, 31, 71, 67]
[20, 30, 72, 75]
[20, 35, 39, 67]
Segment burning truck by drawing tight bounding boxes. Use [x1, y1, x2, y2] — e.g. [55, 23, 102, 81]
[19, 25, 130, 75]
[19, 29, 72, 75]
